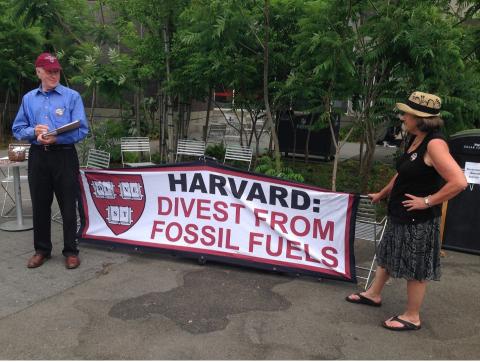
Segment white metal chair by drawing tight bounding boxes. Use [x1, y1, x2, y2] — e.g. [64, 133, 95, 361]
[52, 148, 110, 224]
[0, 158, 17, 217]
[223, 144, 253, 170]
[120, 137, 155, 167]
[355, 195, 388, 290]
[175, 139, 206, 162]
[1, 143, 30, 217]
[206, 124, 227, 144]
[85, 148, 111, 169]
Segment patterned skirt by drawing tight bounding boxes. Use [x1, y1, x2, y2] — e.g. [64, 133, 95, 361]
[376, 217, 441, 281]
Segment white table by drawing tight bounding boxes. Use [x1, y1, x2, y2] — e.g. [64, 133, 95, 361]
[0, 159, 33, 231]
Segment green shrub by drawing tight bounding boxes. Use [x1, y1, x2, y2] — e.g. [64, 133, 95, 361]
[255, 156, 305, 182]
[151, 152, 162, 164]
[205, 143, 226, 161]
[93, 119, 130, 163]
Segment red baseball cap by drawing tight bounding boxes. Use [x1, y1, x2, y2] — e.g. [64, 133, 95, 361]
[35, 52, 62, 71]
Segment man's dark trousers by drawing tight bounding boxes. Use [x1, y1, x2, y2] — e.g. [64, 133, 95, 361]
[28, 144, 80, 257]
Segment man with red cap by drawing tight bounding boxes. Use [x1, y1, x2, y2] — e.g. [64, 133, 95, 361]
[12, 52, 89, 269]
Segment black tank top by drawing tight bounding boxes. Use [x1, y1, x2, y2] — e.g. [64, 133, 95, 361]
[388, 131, 446, 224]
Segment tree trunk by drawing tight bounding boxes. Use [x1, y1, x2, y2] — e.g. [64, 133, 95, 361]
[54, 12, 83, 45]
[268, 127, 273, 155]
[330, 120, 354, 192]
[288, 112, 297, 165]
[185, 101, 192, 139]
[1, 87, 11, 142]
[203, 87, 213, 141]
[178, 100, 185, 138]
[268, 112, 279, 156]
[17, 77, 23, 109]
[176, 99, 182, 139]
[304, 116, 312, 162]
[134, 86, 141, 136]
[358, 123, 365, 173]
[89, 84, 97, 140]
[263, 0, 281, 172]
[158, 89, 167, 163]
[254, 119, 267, 160]
[247, 110, 255, 147]
[327, 110, 338, 191]
[331, 147, 340, 192]
[360, 118, 376, 192]
[62, 72, 70, 88]
[162, 22, 174, 162]
[251, 112, 260, 158]
[240, 108, 244, 146]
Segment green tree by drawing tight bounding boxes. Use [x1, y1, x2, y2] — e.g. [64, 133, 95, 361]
[0, 0, 43, 142]
[448, 0, 480, 130]
[107, 0, 189, 162]
[352, 0, 474, 190]
[281, 0, 356, 190]
[291, 0, 474, 191]
[173, 0, 302, 167]
[172, 0, 241, 142]
[69, 44, 133, 140]
[12, 0, 90, 48]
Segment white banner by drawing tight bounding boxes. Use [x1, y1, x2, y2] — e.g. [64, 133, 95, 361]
[79, 163, 357, 281]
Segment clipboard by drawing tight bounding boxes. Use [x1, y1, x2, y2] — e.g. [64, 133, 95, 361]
[42, 120, 81, 137]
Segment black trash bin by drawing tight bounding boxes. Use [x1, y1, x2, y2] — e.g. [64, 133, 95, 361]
[278, 111, 339, 161]
[442, 129, 480, 254]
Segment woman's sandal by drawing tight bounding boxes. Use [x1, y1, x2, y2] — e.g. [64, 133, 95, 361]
[382, 316, 421, 331]
[345, 292, 382, 307]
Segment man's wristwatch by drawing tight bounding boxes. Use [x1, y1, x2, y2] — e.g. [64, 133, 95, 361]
[424, 196, 431, 208]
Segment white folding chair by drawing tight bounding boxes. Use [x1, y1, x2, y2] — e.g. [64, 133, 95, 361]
[121, 137, 155, 167]
[206, 124, 227, 144]
[0, 158, 16, 216]
[85, 148, 111, 169]
[355, 195, 388, 290]
[1, 143, 30, 217]
[223, 144, 253, 170]
[52, 148, 110, 224]
[175, 139, 206, 162]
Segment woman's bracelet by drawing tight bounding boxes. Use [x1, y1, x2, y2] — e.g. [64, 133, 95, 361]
[424, 195, 431, 208]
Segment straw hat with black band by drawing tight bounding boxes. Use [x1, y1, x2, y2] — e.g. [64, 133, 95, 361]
[396, 91, 441, 118]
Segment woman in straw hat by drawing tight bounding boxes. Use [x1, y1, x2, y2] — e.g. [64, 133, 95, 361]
[345, 91, 467, 331]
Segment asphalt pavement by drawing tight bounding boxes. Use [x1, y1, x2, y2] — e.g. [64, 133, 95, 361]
[0, 144, 479, 359]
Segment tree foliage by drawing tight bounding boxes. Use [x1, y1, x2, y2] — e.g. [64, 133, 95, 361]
[1, 0, 479, 189]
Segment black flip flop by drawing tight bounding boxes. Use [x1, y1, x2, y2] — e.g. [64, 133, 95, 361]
[345, 292, 382, 307]
[382, 316, 421, 331]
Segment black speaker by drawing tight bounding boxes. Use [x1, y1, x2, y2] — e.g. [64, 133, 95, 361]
[443, 129, 480, 254]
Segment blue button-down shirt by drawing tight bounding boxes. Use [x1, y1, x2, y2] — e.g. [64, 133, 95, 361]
[12, 84, 89, 145]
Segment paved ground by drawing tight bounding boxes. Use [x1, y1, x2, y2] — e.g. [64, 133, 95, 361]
[1, 145, 479, 359]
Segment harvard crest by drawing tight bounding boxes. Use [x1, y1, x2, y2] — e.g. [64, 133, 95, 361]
[86, 173, 146, 235]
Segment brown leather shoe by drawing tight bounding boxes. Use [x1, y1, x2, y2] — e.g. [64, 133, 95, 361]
[27, 254, 50, 268]
[65, 255, 81, 269]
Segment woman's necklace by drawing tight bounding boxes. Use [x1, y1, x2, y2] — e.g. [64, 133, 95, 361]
[409, 136, 425, 152]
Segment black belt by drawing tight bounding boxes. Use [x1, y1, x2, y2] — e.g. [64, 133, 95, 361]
[32, 144, 74, 151]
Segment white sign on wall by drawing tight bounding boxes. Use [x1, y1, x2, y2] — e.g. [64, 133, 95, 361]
[464, 162, 480, 185]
